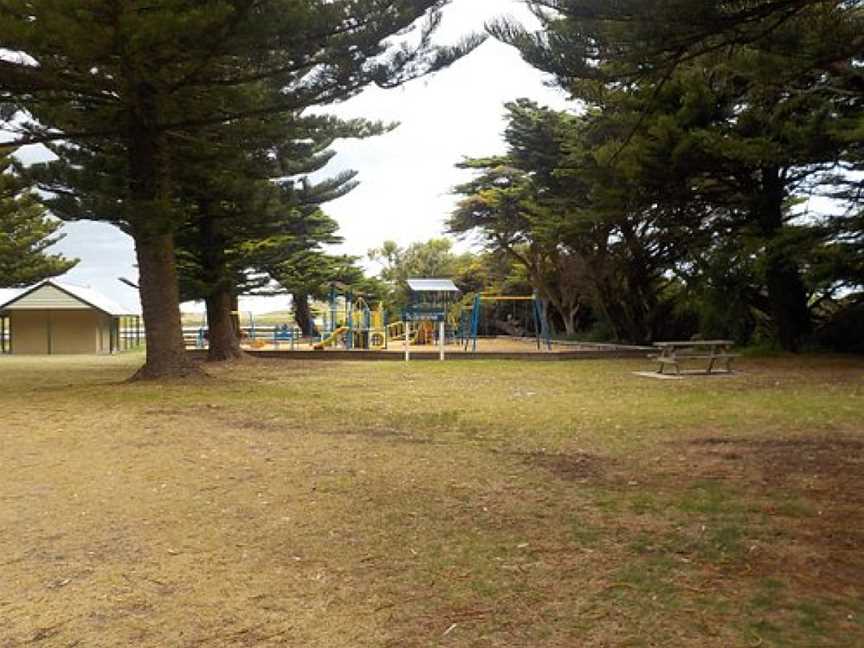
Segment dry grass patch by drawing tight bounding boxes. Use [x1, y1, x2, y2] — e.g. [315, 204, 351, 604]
[0, 353, 862, 646]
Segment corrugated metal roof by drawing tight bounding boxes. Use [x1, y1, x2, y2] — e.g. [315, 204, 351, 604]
[406, 278, 460, 293]
[55, 281, 139, 316]
[0, 280, 139, 316]
[0, 288, 23, 310]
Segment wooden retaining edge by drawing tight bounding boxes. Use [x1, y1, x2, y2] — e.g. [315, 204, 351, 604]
[187, 349, 648, 362]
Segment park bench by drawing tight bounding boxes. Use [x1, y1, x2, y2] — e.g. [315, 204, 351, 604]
[650, 340, 738, 375]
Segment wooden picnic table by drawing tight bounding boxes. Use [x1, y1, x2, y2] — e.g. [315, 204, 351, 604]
[651, 340, 738, 375]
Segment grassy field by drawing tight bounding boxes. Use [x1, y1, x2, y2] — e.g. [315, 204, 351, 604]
[1, 353, 862, 647]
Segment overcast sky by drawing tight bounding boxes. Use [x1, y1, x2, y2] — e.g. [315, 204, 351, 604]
[18, 0, 569, 314]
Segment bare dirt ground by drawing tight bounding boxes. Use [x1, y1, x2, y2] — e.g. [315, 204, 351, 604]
[0, 354, 862, 647]
[239, 337, 627, 354]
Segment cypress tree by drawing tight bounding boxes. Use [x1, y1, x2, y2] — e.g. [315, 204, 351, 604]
[493, 1, 862, 349]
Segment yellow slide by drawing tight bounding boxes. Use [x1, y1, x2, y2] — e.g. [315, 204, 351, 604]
[313, 326, 349, 350]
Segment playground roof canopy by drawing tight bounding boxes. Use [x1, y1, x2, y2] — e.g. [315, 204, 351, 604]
[406, 279, 460, 293]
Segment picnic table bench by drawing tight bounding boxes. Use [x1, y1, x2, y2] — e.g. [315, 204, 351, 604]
[650, 340, 738, 375]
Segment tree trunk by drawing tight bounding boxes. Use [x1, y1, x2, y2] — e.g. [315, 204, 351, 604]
[195, 207, 245, 362]
[757, 167, 811, 352]
[206, 287, 245, 361]
[492, 319, 525, 337]
[293, 292, 316, 336]
[589, 271, 624, 342]
[126, 84, 199, 380]
[765, 252, 811, 352]
[231, 295, 241, 337]
[620, 220, 658, 344]
[561, 307, 578, 337]
[131, 228, 198, 379]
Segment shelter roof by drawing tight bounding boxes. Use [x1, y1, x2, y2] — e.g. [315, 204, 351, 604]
[405, 279, 460, 293]
[0, 288, 22, 309]
[0, 280, 139, 317]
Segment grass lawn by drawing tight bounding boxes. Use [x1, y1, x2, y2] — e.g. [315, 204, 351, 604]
[1, 353, 862, 647]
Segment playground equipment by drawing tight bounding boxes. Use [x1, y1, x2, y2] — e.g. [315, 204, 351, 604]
[312, 285, 387, 351]
[273, 324, 301, 350]
[313, 325, 349, 350]
[349, 297, 387, 350]
[183, 281, 553, 358]
[401, 279, 461, 361]
[461, 293, 552, 352]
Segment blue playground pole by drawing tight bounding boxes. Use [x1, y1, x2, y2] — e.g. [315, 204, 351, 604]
[329, 286, 337, 337]
[469, 293, 482, 352]
[346, 292, 353, 350]
[533, 296, 552, 350]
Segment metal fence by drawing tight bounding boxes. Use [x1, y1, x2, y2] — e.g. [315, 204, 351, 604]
[183, 325, 305, 350]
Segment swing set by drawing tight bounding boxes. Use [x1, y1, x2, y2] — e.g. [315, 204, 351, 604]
[461, 293, 552, 352]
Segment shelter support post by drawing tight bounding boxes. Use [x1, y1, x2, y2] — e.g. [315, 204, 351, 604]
[439, 319, 445, 361]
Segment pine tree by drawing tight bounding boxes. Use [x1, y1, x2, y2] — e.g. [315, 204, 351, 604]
[172, 113, 372, 361]
[493, 1, 862, 89]
[0, 148, 77, 288]
[30, 112, 371, 361]
[1, 1, 482, 378]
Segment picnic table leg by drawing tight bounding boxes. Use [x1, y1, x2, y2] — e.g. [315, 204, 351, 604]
[707, 344, 716, 374]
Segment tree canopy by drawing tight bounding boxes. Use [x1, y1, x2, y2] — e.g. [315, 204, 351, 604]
[0, 0, 482, 377]
[467, 0, 864, 349]
[0, 147, 77, 288]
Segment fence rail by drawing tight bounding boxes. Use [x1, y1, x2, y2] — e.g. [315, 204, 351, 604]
[183, 325, 305, 349]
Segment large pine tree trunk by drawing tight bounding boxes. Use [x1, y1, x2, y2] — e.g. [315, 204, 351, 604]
[231, 295, 241, 336]
[293, 292, 315, 336]
[758, 167, 811, 352]
[206, 288, 245, 361]
[127, 83, 199, 380]
[196, 209, 245, 362]
[132, 228, 198, 379]
[765, 250, 811, 352]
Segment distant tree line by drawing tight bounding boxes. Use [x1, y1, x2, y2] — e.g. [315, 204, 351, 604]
[365, 238, 543, 335]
